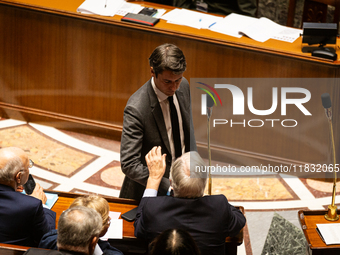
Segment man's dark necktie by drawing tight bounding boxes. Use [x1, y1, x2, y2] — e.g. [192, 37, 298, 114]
[168, 96, 182, 159]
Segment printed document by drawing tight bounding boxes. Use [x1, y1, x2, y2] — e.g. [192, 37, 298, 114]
[209, 13, 302, 43]
[316, 223, 340, 245]
[77, 0, 125, 16]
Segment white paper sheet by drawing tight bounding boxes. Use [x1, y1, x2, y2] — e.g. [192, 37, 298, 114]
[317, 223, 340, 245]
[77, 0, 125, 17]
[209, 13, 302, 43]
[101, 219, 123, 239]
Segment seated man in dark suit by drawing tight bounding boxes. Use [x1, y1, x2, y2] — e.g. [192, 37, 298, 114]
[24, 206, 103, 255]
[134, 147, 246, 255]
[0, 147, 56, 247]
[39, 195, 123, 255]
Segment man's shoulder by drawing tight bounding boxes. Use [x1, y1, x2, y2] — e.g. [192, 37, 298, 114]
[24, 248, 87, 255]
[2, 188, 42, 206]
[23, 248, 64, 255]
[142, 194, 226, 201]
[126, 80, 151, 104]
[203, 194, 227, 201]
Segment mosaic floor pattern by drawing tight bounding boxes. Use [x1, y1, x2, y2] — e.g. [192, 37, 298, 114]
[1, 118, 339, 255]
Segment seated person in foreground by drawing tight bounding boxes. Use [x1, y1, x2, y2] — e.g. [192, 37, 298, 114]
[24, 206, 103, 255]
[149, 228, 200, 255]
[0, 147, 56, 247]
[134, 147, 246, 255]
[39, 195, 123, 255]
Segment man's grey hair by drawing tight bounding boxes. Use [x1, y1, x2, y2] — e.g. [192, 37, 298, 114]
[170, 151, 207, 198]
[0, 148, 24, 183]
[57, 206, 102, 253]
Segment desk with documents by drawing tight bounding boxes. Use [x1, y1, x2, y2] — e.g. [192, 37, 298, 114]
[1, 0, 340, 176]
[298, 210, 340, 255]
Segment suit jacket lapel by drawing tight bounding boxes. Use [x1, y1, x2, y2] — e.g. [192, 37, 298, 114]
[147, 81, 171, 155]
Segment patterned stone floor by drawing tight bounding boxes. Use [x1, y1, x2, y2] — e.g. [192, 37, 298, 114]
[1, 118, 339, 255]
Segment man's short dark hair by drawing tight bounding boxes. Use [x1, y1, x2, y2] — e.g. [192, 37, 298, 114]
[149, 43, 186, 77]
[149, 228, 200, 255]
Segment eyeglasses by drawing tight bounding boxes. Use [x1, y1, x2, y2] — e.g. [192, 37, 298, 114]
[29, 159, 34, 168]
[106, 217, 111, 225]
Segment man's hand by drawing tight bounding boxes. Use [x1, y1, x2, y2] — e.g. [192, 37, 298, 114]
[145, 146, 166, 190]
[16, 185, 24, 193]
[30, 183, 47, 204]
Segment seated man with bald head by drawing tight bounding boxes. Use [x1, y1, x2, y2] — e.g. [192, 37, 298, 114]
[134, 147, 246, 255]
[0, 147, 56, 247]
[24, 206, 103, 255]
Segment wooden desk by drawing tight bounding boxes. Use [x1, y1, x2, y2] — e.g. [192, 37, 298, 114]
[51, 191, 244, 255]
[298, 210, 340, 255]
[51, 191, 147, 255]
[0, 243, 28, 255]
[51, 191, 139, 237]
[1, 0, 340, 170]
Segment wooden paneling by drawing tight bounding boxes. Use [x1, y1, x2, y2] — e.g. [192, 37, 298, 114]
[1, 0, 340, 168]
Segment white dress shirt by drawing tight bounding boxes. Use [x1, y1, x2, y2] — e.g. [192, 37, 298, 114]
[151, 77, 185, 163]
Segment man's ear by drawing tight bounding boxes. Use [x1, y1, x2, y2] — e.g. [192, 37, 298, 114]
[15, 171, 21, 184]
[89, 236, 98, 255]
[150, 67, 155, 77]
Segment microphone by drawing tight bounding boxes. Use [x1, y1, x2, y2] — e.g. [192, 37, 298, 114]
[321, 93, 332, 120]
[206, 95, 214, 120]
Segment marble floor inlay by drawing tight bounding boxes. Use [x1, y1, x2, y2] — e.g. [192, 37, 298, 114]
[0, 124, 97, 176]
[1, 118, 340, 255]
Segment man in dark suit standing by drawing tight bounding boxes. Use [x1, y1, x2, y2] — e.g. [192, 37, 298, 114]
[134, 147, 246, 255]
[119, 43, 196, 200]
[0, 147, 56, 247]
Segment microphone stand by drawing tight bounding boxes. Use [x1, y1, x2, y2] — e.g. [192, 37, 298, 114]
[324, 107, 339, 221]
[207, 106, 212, 195]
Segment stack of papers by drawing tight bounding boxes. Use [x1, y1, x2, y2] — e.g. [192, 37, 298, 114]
[101, 211, 123, 240]
[161, 9, 223, 29]
[316, 223, 340, 245]
[210, 13, 301, 43]
[161, 11, 301, 43]
[115, 2, 144, 16]
[78, 0, 127, 16]
[77, 0, 165, 18]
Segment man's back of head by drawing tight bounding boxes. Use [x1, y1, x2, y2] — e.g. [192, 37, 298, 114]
[170, 151, 207, 198]
[57, 206, 102, 255]
[0, 147, 28, 187]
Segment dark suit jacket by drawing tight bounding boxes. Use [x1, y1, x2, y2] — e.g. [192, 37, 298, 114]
[24, 248, 87, 255]
[134, 194, 246, 255]
[0, 184, 56, 247]
[119, 78, 197, 200]
[38, 229, 123, 255]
